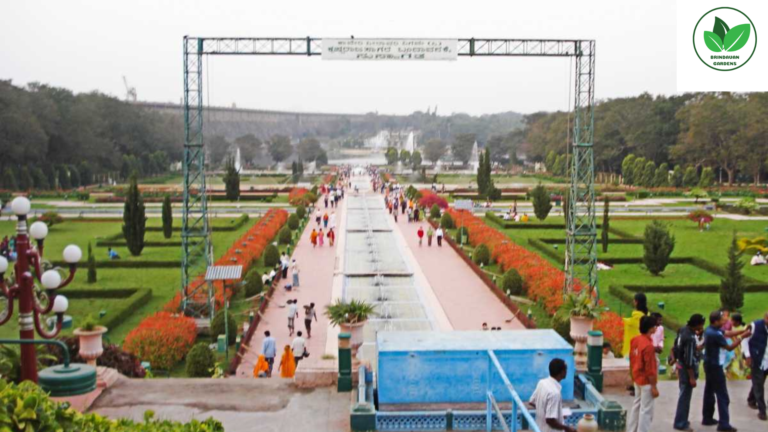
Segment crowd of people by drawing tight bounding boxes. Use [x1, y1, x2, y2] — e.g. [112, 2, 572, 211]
[623, 292, 767, 432]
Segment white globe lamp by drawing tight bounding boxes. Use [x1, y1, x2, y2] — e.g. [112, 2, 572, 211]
[41, 270, 62, 290]
[29, 221, 49, 240]
[52, 295, 69, 314]
[11, 197, 31, 216]
[0, 256, 8, 273]
[62, 245, 82, 264]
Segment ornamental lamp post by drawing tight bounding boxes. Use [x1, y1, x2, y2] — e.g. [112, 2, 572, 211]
[0, 196, 81, 383]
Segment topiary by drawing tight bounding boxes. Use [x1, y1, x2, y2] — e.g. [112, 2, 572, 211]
[440, 212, 454, 229]
[456, 226, 469, 241]
[244, 269, 264, 298]
[473, 244, 491, 266]
[296, 205, 307, 219]
[263, 244, 280, 267]
[185, 342, 215, 377]
[502, 269, 524, 296]
[278, 226, 292, 245]
[211, 310, 237, 346]
[430, 204, 441, 219]
[288, 214, 299, 230]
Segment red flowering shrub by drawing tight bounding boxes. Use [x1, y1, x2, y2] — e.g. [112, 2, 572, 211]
[418, 189, 448, 209]
[288, 187, 317, 206]
[594, 311, 624, 356]
[687, 210, 713, 224]
[123, 312, 197, 370]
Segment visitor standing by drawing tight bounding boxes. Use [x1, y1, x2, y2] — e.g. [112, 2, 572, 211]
[651, 312, 665, 363]
[529, 358, 576, 432]
[261, 330, 277, 377]
[393, 208, 398, 223]
[414, 207, 420, 222]
[401, 199, 406, 215]
[324, 194, 329, 208]
[323, 212, 329, 228]
[726, 313, 748, 380]
[278, 345, 296, 378]
[287, 300, 298, 336]
[436, 227, 444, 247]
[627, 316, 660, 432]
[328, 228, 335, 246]
[280, 252, 289, 279]
[417, 226, 424, 246]
[330, 212, 336, 230]
[318, 229, 324, 247]
[672, 313, 706, 431]
[291, 259, 300, 288]
[304, 303, 318, 338]
[701, 310, 751, 431]
[427, 226, 434, 246]
[745, 311, 768, 421]
[291, 331, 307, 367]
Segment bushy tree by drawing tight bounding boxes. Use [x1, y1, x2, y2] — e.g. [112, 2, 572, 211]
[699, 167, 715, 188]
[720, 234, 745, 311]
[223, 158, 240, 201]
[653, 163, 669, 187]
[682, 166, 698, 187]
[287, 213, 299, 230]
[411, 150, 422, 169]
[211, 310, 237, 346]
[385, 147, 399, 165]
[423, 138, 448, 165]
[399, 149, 411, 164]
[87, 242, 97, 283]
[32, 167, 49, 190]
[671, 165, 684, 187]
[58, 166, 71, 190]
[244, 268, 264, 298]
[18, 166, 33, 191]
[473, 244, 491, 266]
[643, 220, 675, 276]
[430, 204, 441, 219]
[451, 133, 476, 165]
[2, 167, 18, 191]
[296, 205, 307, 219]
[263, 244, 280, 267]
[440, 212, 454, 229]
[267, 135, 293, 164]
[621, 154, 636, 185]
[278, 226, 292, 245]
[552, 155, 566, 177]
[122, 175, 146, 256]
[502, 269, 524, 296]
[69, 165, 81, 188]
[186, 343, 216, 378]
[162, 195, 173, 239]
[632, 157, 647, 187]
[641, 160, 656, 187]
[601, 197, 610, 253]
[531, 183, 553, 221]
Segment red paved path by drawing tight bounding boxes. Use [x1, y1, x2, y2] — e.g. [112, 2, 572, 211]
[389, 206, 526, 331]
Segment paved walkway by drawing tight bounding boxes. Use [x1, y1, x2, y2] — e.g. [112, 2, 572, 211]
[605, 380, 765, 432]
[91, 378, 349, 432]
[236, 197, 346, 378]
[388, 201, 526, 331]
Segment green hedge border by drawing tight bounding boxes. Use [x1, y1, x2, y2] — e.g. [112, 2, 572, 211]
[52, 260, 180, 269]
[62, 288, 152, 331]
[96, 241, 181, 247]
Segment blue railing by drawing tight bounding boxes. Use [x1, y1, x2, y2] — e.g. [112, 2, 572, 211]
[486, 350, 541, 432]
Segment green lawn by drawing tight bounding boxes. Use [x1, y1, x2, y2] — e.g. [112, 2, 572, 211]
[435, 174, 557, 185]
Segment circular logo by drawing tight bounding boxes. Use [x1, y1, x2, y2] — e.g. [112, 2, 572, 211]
[693, 7, 757, 71]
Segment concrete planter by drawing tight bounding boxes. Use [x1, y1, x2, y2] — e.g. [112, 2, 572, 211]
[340, 321, 366, 352]
[570, 316, 593, 371]
[74, 326, 108, 367]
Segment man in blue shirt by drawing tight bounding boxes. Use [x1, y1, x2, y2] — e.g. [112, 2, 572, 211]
[261, 330, 277, 377]
[702, 310, 750, 432]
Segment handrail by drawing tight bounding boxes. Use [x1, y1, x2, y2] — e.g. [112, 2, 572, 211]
[487, 392, 512, 432]
[0, 338, 70, 367]
[487, 350, 540, 432]
[358, 365, 367, 404]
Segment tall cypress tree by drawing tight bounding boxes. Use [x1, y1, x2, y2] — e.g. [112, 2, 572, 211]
[601, 197, 610, 253]
[122, 174, 146, 256]
[162, 195, 173, 239]
[476, 149, 488, 196]
[720, 233, 745, 310]
[87, 242, 97, 283]
[223, 158, 240, 201]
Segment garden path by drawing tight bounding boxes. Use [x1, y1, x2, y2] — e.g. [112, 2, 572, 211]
[389, 204, 526, 331]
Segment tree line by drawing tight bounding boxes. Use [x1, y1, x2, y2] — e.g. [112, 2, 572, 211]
[524, 92, 768, 186]
[207, 134, 328, 168]
[0, 80, 180, 190]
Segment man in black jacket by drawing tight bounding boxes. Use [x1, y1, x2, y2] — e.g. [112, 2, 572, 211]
[673, 314, 706, 432]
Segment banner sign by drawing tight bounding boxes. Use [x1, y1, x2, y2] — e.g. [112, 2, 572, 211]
[323, 39, 458, 61]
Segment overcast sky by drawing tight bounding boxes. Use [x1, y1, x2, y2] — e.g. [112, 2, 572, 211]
[0, 0, 677, 116]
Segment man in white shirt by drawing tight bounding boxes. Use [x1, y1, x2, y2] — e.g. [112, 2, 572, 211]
[435, 227, 444, 247]
[291, 331, 306, 367]
[751, 252, 767, 266]
[529, 358, 576, 432]
[743, 311, 768, 421]
[287, 299, 298, 336]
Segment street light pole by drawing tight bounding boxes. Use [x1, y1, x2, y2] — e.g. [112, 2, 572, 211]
[0, 197, 80, 383]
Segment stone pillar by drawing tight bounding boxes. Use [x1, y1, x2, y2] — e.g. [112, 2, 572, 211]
[338, 332, 352, 392]
[586, 330, 604, 392]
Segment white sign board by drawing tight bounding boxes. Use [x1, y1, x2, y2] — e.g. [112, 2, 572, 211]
[454, 200, 474, 211]
[323, 39, 458, 61]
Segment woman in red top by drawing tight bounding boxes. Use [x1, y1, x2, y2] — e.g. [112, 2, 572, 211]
[328, 228, 335, 246]
[417, 226, 424, 246]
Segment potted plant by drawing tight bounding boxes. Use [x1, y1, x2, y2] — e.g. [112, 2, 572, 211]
[325, 299, 376, 351]
[563, 289, 603, 371]
[73, 315, 108, 367]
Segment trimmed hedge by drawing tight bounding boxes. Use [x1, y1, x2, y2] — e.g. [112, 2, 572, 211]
[97, 241, 181, 247]
[527, 238, 563, 262]
[538, 237, 643, 245]
[473, 244, 491, 266]
[502, 269, 524, 296]
[145, 214, 250, 232]
[62, 288, 152, 332]
[52, 260, 181, 269]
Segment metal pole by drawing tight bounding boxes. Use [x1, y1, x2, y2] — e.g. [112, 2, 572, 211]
[14, 215, 38, 383]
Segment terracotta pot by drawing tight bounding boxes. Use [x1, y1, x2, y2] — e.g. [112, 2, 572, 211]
[74, 326, 108, 367]
[576, 413, 598, 432]
[340, 321, 366, 350]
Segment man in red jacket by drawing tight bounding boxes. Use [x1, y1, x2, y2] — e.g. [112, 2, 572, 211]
[628, 315, 659, 432]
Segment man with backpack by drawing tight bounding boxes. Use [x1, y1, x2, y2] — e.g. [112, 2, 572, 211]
[671, 314, 706, 432]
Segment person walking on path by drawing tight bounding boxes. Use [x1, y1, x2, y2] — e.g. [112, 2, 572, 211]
[414, 207, 420, 222]
[417, 226, 424, 246]
[310, 229, 318, 247]
[278, 345, 296, 378]
[291, 259, 300, 288]
[401, 199, 406, 215]
[427, 226, 434, 246]
[304, 303, 318, 338]
[330, 212, 336, 230]
[261, 330, 277, 377]
[324, 194, 329, 208]
[280, 252, 289, 279]
[672, 313, 706, 431]
[726, 313, 748, 380]
[328, 228, 336, 246]
[745, 311, 768, 421]
[627, 316, 660, 432]
[315, 208, 321, 226]
[318, 229, 325, 247]
[287, 300, 298, 336]
[393, 208, 398, 223]
[701, 310, 751, 431]
[436, 227, 444, 247]
[291, 331, 307, 367]
[529, 358, 576, 432]
[323, 212, 329, 228]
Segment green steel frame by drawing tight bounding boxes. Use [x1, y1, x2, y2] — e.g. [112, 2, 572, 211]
[180, 37, 597, 315]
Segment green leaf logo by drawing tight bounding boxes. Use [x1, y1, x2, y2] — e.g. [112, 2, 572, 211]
[723, 23, 751, 52]
[704, 31, 724, 52]
[713, 17, 730, 42]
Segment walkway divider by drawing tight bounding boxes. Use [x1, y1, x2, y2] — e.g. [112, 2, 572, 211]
[487, 350, 540, 432]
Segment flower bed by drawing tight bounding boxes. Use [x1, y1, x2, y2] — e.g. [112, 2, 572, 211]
[418, 189, 448, 209]
[594, 311, 624, 355]
[123, 312, 197, 370]
[288, 187, 317, 206]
